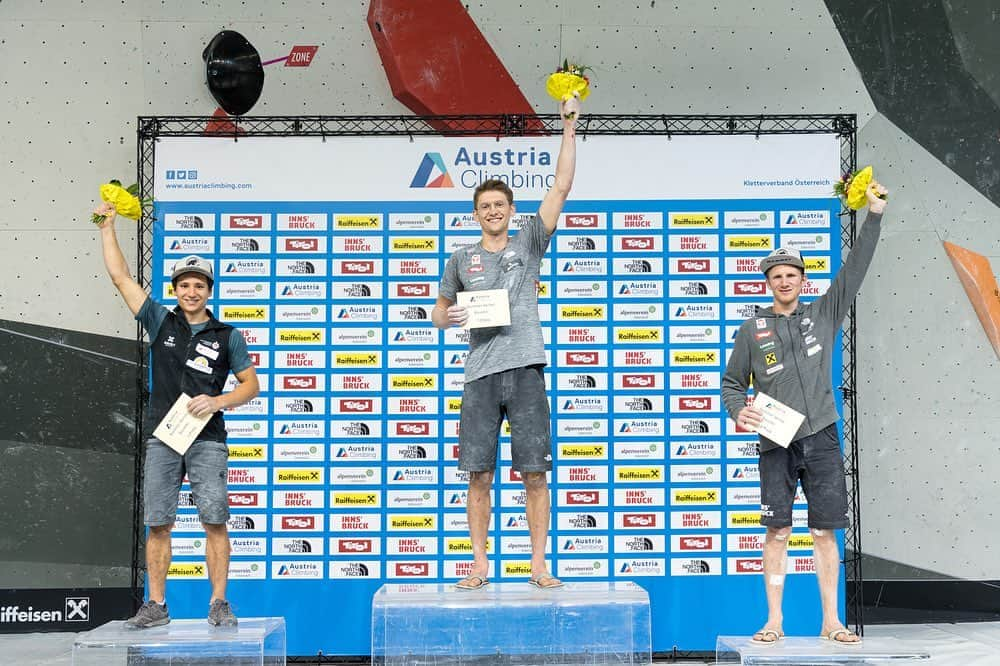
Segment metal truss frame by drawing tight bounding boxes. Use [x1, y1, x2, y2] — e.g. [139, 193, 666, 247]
[133, 112, 862, 643]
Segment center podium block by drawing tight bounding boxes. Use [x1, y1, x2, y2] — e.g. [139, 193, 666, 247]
[372, 581, 651, 665]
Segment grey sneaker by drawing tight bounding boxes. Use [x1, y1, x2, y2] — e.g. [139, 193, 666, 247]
[124, 601, 170, 629]
[207, 598, 238, 627]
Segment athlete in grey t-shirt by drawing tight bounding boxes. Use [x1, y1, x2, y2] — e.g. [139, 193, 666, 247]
[432, 94, 582, 590]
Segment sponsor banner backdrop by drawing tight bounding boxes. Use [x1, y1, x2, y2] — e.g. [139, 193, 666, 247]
[153, 133, 842, 655]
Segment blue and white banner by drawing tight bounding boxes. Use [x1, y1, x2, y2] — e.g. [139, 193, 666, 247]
[153, 133, 843, 655]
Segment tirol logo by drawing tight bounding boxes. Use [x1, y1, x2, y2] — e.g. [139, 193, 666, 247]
[395, 562, 430, 576]
[623, 513, 657, 527]
[283, 376, 317, 390]
[564, 213, 600, 228]
[395, 422, 430, 436]
[410, 153, 453, 188]
[623, 374, 656, 388]
[733, 281, 766, 295]
[229, 215, 263, 229]
[564, 351, 599, 366]
[340, 260, 375, 274]
[675, 259, 710, 273]
[284, 238, 319, 252]
[281, 516, 315, 530]
[680, 536, 713, 551]
[565, 491, 600, 505]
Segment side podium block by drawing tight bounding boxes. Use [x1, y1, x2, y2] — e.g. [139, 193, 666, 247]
[372, 581, 651, 665]
[72, 617, 286, 665]
[715, 635, 931, 664]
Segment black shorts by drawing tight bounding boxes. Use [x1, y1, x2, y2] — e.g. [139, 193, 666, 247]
[458, 365, 552, 473]
[758, 423, 849, 529]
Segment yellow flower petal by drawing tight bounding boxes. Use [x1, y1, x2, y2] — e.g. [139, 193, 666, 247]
[99, 183, 143, 220]
[546, 71, 591, 103]
[845, 166, 873, 210]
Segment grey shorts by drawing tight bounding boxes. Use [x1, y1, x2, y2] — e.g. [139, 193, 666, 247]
[458, 365, 552, 473]
[758, 424, 849, 529]
[144, 437, 230, 527]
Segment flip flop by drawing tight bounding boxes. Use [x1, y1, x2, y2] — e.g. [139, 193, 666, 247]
[750, 628, 784, 645]
[528, 573, 564, 589]
[454, 575, 489, 590]
[821, 628, 862, 646]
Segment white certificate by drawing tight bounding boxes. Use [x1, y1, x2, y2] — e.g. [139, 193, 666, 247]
[152, 393, 212, 455]
[457, 289, 511, 329]
[751, 391, 806, 448]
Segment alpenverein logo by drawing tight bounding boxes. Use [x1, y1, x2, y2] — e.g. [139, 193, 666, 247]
[391, 238, 437, 252]
[278, 329, 323, 343]
[390, 515, 436, 529]
[335, 352, 381, 367]
[333, 492, 380, 507]
[390, 375, 436, 390]
[616, 328, 661, 343]
[726, 235, 773, 250]
[335, 214, 382, 229]
[559, 305, 606, 320]
[616, 467, 662, 482]
[671, 350, 718, 365]
[222, 306, 267, 321]
[410, 153, 453, 188]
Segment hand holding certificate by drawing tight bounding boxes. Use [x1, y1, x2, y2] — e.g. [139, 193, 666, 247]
[153, 393, 212, 454]
[456, 289, 511, 329]
[750, 391, 806, 448]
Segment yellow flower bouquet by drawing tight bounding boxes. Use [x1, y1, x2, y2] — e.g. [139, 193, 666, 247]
[833, 166, 886, 210]
[546, 60, 591, 118]
[91, 180, 151, 225]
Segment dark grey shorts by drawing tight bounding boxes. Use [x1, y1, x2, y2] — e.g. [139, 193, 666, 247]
[144, 437, 230, 527]
[458, 365, 552, 473]
[758, 424, 849, 529]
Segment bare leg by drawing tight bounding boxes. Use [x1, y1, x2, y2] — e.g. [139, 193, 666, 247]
[812, 528, 859, 642]
[755, 525, 790, 641]
[465, 470, 494, 579]
[146, 525, 173, 603]
[203, 523, 231, 602]
[523, 471, 557, 584]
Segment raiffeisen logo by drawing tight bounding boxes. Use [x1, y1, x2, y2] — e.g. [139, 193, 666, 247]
[410, 153, 453, 188]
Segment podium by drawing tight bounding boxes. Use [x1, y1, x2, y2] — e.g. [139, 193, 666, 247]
[372, 582, 651, 665]
[715, 635, 931, 664]
[72, 617, 285, 665]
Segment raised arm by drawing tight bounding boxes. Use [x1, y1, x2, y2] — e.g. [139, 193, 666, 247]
[537, 95, 580, 235]
[96, 202, 148, 315]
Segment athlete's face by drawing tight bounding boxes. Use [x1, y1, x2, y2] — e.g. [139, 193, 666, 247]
[765, 266, 805, 310]
[473, 190, 514, 236]
[174, 274, 211, 315]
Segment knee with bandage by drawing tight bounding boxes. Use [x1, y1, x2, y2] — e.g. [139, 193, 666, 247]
[766, 526, 792, 543]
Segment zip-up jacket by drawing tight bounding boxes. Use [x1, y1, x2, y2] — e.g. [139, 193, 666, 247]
[721, 211, 883, 452]
[144, 306, 234, 443]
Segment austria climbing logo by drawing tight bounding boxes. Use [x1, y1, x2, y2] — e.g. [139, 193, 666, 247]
[410, 153, 454, 188]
